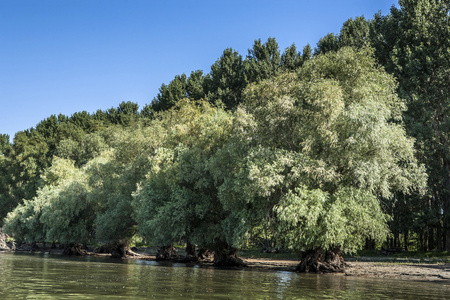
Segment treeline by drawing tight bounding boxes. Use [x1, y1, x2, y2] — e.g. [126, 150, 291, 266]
[0, 0, 448, 269]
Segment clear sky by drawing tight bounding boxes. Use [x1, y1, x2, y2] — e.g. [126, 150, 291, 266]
[0, 0, 398, 140]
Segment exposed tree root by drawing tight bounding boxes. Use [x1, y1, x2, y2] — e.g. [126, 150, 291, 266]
[0, 230, 10, 250]
[296, 247, 346, 273]
[213, 248, 247, 267]
[155, 245, 178, 260]
[63, 243, 88, 256]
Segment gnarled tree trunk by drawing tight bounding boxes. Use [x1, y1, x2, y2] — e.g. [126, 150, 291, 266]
[198, 248, 214, 260]
[183, 241, 198, 262]
[213, 247, 246, 267]
[63, 243, 88, 256]
[94, 242, 132, 258]
[0, 230, 10, 250]
[296, 246, 346, 273]
[155, 244, 178, 260]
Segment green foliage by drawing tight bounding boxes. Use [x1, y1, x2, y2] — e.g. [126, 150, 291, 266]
[151, 71, 207, 112]
[56, 132, 107, 167]
[314, 33, 339, 55]
[2, 9, 443, 255]
[365, 0, 450, 250]
[245, 37, 281, 83]
[133, 100, 235, 251]
[152, 74, 189, 112]
[275, 186, 389, 253]
[4, 157, 93, 244]
[106, 101, 140, 126]
[3, 196, 47, 243]
[0, 134, 11, 156]
[339, 16, 370, 49]
[88, 126, 161, 244]
[224, 47, 426, 253]
[206, 48, 247, 110]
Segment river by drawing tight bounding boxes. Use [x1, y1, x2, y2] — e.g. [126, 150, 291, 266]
[0, 252, 448, 299]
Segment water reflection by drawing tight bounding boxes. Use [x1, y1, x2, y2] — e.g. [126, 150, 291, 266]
[0, 252, 449, 299]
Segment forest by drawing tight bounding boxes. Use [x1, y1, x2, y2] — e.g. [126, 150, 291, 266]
[0, 0, 448, 272]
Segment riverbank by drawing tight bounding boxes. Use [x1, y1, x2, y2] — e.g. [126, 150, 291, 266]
[3, 246, 450, 282]
[240, 258, 450, 282]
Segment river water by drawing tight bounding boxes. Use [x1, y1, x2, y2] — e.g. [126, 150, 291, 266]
[0, 252, 448, 299]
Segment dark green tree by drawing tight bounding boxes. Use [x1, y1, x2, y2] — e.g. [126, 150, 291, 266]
[186, 70, 207, 100]
[205, 48, 247, 110]
[0, 134, 10, 157]
[387, 0, 450, 251]
[339, 16, 370, 49]
[245, 37, 281, 83]
[314, 33, 339, 55]
[151, 74, 188, 112]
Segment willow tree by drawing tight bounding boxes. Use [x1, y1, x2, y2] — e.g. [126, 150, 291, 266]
[85, 125, 167, 257]
[221, 47, 426, 272]
[39, 157, 94, 249]
[132, 99, 237, 264]
[4, 157, 94, 249]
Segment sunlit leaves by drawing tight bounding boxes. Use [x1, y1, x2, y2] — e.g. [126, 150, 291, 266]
[227, 47, 426, 252]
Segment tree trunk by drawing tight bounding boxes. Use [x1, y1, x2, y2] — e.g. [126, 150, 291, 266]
[155, 245, 178, 260]
[0, 230, 10, 250]
[198, 248, 214, 260]
[213, 248, 246, 267]
[444, 163, 450, 252]
[365, 238, 375, 250]
[63, 243, 88, 256]
[437, 220, 443, 251]
[423, 229, 428, 252]
[183, 241, 198, 262]
[94, 242, 130, 258]
[446, 227, 450, 252]
[404, 230, 409, 251]
[110, 243, 127, 258]
[185, 241, 196, 256]
[296, 247, 346, 273]
[428, 226, 435, 251]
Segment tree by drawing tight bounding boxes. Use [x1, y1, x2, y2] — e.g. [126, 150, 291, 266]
[311, 0, 450, 252]
[133, 99, 237, 264]
[386, 0, 450, 251]
[205, 48, 247, 110]
[245, 37, 281, 83]
[280, 44, 312, 72]
[186, 70, 207, 100]
[87, 125, 165, 256]
[56, 132, 107, 167]
[314, 33, 339, 55]
[106, 101, 140, 126]
[3, 157, 94, 247]
[151, 71, 207, 113]
[0, 134, 10, 157]
[223, 47, 426, 272]
[38, 157, 94, 247]
[151, 74, 188, 112]
[339, 16, 370, 49]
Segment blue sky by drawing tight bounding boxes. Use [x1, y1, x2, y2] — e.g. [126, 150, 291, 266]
[1, 0, 398, 140]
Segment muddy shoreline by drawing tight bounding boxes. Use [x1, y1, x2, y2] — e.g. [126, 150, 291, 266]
[2, 247, 450, 282]
[244, 258, 450, 282]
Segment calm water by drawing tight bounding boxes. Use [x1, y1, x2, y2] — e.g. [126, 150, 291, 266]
[0, 252, 449, 299]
